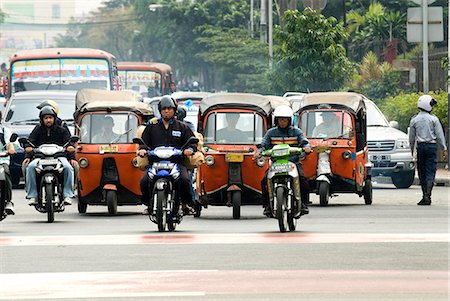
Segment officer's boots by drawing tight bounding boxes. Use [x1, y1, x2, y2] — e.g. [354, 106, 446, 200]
[417, 181, 433, 205]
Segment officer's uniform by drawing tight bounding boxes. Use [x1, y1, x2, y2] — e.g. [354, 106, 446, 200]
[409, 111, 447, 204]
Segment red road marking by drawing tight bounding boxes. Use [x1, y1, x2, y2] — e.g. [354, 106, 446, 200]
[0, 270, 447, 300]
[0, 233, 447, 246]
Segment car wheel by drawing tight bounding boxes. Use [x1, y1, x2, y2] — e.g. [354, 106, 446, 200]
[392, 170, 415, 189]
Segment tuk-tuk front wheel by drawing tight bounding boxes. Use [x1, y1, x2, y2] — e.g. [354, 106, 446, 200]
[318, 182, 329, 207]
[77, 199, 87, 214]
[363, 179, 373, 205]
[232, 191, 241, 220]
[106, 190, 118, 215]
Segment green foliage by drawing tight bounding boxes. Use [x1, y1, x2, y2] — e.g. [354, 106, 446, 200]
[0, 9, 4, 23]
[269, 8, 353, 94]
[381, 91, 448, 132]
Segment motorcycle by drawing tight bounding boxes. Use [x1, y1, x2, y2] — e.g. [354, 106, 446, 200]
[19, 136, 79, 223]
[262, 143, 305, 232]
[133, 136, 199, 232]
[0, 133, 18, 221]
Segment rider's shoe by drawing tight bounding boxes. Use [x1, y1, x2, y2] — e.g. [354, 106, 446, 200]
[63, 197, 73, 205]
[5, 201, 15, 215]
[301, 203, 309, 215]
[263, 205, 272, 217]
[27, 198, 37, 206]
[142, 208, 150, 215]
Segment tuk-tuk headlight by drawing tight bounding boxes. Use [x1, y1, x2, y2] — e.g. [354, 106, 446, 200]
[79, 157, 89, 168]
[205, 155, 215, 166]
[342, 150, 352, 160]
[256, 157, 266, 167]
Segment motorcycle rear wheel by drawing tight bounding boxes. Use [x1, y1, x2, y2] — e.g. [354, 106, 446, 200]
[45, 183, 54, 223]
[276, 187, 288, 233]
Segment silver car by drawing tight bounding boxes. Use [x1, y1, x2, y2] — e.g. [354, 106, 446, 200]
[365, 99, 416, 188]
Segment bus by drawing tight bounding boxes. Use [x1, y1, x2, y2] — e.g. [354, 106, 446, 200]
[118, 62, 174, 98]
[1, 48, 119, 99]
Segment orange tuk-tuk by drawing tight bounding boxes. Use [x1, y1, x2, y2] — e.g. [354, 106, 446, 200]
[297, 92, 372, 206]
[196, 93, 287, 219]
[74, 89, 153, 215]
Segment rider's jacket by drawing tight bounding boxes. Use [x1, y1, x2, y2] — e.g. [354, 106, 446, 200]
[25, 124, 74, 160]
[139, 117, 197, 155]
[258, 125, 310, 163]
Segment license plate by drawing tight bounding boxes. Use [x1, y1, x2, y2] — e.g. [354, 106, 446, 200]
[370, 154, 391, 162]
[40, 159, 59, 165]
[99, 145, 118, 153]
[225, 153, 244, 163]
[271, 164, 290, 173]
[153, 162, 172, 169]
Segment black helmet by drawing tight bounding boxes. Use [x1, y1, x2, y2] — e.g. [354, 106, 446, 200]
[176, 105, 187, 121]
[39, 106, 57, 120]
[158, 96, 177, 112]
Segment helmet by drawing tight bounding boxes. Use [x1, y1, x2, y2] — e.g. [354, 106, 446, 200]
[37, 99, 59, 115]
[273, 105, 294, 126]
[158, 95, 177, 112]
[417, 94, 437, 112]
[39, 106, 57, 120]
[176, 105, 187, 121]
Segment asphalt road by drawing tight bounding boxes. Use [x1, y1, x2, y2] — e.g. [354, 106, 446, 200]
[0, 184, 448, 300]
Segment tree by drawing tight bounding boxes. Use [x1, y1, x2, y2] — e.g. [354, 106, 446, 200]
[269, 8, 353, 94]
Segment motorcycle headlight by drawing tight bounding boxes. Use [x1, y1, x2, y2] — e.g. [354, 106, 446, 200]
[396, 139, 410, 149]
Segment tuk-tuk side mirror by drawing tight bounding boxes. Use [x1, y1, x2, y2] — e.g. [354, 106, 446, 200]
[133, 137, 144, 145]
[70, 136, 79, 143]
[9, 133, 18, 142]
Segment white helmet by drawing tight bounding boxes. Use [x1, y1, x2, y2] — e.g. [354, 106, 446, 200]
[417, 94, 437, 112]
[273, 105, 293, 125]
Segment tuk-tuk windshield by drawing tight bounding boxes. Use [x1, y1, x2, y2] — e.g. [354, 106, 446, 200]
[300, 110, 353, 139]
[79, 113, 138, 144]
[204, 112, 264, 144]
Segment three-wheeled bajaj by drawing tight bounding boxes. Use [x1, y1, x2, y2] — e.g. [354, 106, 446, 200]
[74, 89, 153, 215]
[196, 93, 287, 219]
[297, 92, 373, 206]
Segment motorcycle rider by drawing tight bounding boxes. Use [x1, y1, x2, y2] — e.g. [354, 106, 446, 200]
[253, 105, 311, 216]
[0, 111, 16, 215]
[137, 96, 197, 215]
[409, 95, 447, 205]
[23, 106, 76, 206]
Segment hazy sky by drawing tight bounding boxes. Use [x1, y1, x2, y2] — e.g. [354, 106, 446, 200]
[75, 0, 104, 16]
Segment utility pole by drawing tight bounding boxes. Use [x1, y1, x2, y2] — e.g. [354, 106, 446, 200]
[447, 0, 449, 170]
[269, 0, 273, 68]
[422, 0, 429, 93]
[250, 0, 254, 37]
[260, 0, 267, 43]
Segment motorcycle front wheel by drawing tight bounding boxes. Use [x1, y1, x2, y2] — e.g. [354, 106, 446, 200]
[45, 183, 54, 223]
[156, 190, 167, 232]
[276, 187, 288, 233]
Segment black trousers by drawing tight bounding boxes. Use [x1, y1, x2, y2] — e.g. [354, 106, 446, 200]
[261, 162, 309, 206]
[417, 143, 437, 185]
[140, 164, 192, 206]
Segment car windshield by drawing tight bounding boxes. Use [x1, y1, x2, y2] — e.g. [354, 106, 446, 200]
[365, 101, 389, 127]
[204, 112, 264, 144]
[299, 110, 354, 139]
[4, 98, 74, 123]
[79, 113, 138, 144]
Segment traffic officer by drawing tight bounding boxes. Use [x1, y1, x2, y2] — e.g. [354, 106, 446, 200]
[409, 95, 447, 205]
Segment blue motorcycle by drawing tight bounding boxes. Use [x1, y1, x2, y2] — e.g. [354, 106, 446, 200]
[134, 137, 198, 232]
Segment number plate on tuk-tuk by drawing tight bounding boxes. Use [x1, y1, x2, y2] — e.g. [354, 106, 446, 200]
[271, 164, 290, 173]
[225, 153, 244, 163]
[99, 145, 119, 153]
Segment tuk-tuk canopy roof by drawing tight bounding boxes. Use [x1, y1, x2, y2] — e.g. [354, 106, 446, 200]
[199, 92, 274, 116]
[171, 91, 211, 102]
[298, 92, 366, 114]
[74, 89, 153, 118]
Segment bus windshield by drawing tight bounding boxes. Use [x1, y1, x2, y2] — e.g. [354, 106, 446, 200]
[11, 58, 111, 93]
[118, 70, 162, 98]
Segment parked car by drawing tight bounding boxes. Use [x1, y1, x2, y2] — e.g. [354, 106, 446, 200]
[365, 99, 416, 188]
[2, 90, 77, 186]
